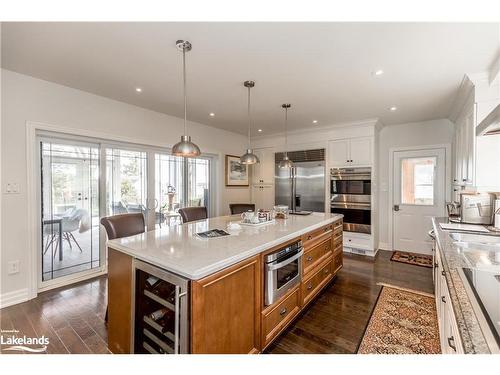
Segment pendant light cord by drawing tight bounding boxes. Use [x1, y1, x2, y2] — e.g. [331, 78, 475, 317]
[284, 107, 288, 158]
[183, 46, 187, 137]
[247, 86, 251, 149]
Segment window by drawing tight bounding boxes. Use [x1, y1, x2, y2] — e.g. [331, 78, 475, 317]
[401, 157, 436, 205]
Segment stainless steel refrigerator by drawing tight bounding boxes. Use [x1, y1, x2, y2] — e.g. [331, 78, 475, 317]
[275, 149, 325, 213]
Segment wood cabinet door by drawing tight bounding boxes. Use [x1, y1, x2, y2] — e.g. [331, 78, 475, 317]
[349, 137, 372, 166]
[191, 256, 261, 353]
[328, 139, 350, 167]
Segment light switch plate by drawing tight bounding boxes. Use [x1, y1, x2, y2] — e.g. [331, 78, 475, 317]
[5, 182, 20, 194]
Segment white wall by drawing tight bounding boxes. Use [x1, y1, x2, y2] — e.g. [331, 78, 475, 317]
[0, 69, 250, 305]
[377, 119, 455, 248]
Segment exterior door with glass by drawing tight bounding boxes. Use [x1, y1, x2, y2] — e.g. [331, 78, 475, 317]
[40, 139, 102, 283]
[392, 148, 446, 254]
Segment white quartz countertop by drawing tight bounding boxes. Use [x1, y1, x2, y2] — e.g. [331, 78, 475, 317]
[108, 212, 343, 280]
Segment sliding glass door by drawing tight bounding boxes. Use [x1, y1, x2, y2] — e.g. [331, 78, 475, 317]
[40, 139, 101, 282]
[38, 134, 215, 288]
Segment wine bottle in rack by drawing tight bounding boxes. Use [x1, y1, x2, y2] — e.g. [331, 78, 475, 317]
[149, 308, 169, 321]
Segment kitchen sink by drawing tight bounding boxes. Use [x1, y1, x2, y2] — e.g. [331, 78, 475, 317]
[449, 232, 500, 246]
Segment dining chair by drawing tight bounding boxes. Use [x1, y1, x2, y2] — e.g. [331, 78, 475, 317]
[178, 206, 208, 223]
[100, 213, 145, 240]
[229, 203, 256, 215]
[100, 213, 146, 323]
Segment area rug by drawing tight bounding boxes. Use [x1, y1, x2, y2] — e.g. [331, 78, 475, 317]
[390, 250, 433, 268]
[357, 286, 440, 354]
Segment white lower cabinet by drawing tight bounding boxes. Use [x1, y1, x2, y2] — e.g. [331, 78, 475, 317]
[434, 248, 464, 354]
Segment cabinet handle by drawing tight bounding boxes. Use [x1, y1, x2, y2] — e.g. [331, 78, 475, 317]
[324, 268, 329, 274]
[280, 307, 287, 316]
[441, 296, 446, 303]
[441, 270, 445, 276]
[307, 282, 313, 290]
[434, 263, 438, 268]
[447, 336, 456, 351]
[306, 255, 313, 262]
[307, 235, 312, 240]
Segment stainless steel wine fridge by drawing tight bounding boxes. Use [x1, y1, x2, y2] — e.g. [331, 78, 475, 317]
[132, 260, 189, 354]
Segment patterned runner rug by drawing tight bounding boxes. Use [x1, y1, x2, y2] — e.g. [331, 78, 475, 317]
[390, 250, 433, 268]
[357, 286, 440, 354]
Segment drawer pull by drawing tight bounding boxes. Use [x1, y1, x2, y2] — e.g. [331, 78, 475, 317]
[306, 255, 313, 262]
[447, 336, 456, 351]
[441, 296, 446, 303]
[324, 268, 329, 274]
[441, 270, 445, 276]
[280, 307, 287, 316]
[307, 282, 313, 290]
[307, 235, 312, 240]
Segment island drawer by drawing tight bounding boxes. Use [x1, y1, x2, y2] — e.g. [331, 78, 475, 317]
[332, 250, 343, 274]
[333, 225, 343, 243]
[302, 237, 332, 276]
[301, 223, 333, 248]
[301, 259, 333, 307]
[262, 287, 300, 347]
[333, 219, 343, 230]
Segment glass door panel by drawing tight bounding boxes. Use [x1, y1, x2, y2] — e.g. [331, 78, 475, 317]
[154, 154, 184, 227]
[40, 140, 100, 282]
[105, 148, 148, 222]
[187, 158, 210, 209]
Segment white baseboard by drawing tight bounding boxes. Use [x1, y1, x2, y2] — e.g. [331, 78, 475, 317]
[378, 242, 392, 251]
[0, 288, 30, 309]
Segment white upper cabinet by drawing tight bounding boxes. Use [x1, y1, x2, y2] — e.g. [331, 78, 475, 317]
[328, 139, 350, 166]
[328, 137, 372, 167]
[349, 137, 372, 166]
[453, 98, 475, 186]
[251, 148, 275, 185]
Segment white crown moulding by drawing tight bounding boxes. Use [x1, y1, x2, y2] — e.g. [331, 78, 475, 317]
[251, 117, 382, 140]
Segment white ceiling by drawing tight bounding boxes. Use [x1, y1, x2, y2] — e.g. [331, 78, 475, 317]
[2, 22, 499, 135]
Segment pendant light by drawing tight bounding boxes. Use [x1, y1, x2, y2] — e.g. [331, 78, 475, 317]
[172, 40, 201, 157]
[240, 81, 260, 165]
[278, 103, 293, 169]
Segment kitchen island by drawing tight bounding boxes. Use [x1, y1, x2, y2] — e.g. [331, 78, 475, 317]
[107, 212, 343, 354]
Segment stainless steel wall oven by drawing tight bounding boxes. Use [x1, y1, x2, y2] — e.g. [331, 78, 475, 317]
[330, 167, 372, 234]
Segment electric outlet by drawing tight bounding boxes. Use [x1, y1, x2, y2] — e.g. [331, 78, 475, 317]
[7, 260, 20, 275]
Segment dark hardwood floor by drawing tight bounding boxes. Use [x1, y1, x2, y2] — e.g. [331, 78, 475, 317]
[266, 250, 433, 354]
[0, 250, 432, 354]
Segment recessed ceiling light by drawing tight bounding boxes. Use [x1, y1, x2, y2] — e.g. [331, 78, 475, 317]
[389, 106, 397, 111]
[135, 87, 142, 92]
[209, 112, 215, 117]
[258, 129, 262, 132]
[312, 120, 318, 124]
[372, 70, 384, 76]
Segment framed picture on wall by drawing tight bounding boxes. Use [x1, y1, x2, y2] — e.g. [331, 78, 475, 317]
[225, 155, 249, 186]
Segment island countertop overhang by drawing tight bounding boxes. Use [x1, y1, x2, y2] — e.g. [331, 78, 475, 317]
[107, 212, 343, 280]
